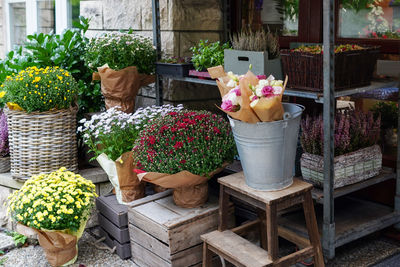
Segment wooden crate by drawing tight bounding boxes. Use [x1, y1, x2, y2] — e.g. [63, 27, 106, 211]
[128, 194, 233, 267]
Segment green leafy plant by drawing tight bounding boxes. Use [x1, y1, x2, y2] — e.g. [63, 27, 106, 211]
[6, 231, 27, 246]
[0, 17, 103, 116]
[159, 56, 191, 64]
[231, 27, 280, 59]
[341, 0, 375, 12]
[371, 101, 398, 130]
[133, 110, 236, 176]
[84, 32, 157, 74]
[190, 40, 231, 71]
[1, 66, 78, 113]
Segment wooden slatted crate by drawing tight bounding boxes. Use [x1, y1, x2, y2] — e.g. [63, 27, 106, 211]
[128, 193, 233, 267]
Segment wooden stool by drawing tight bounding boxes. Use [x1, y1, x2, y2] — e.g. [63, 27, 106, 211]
[201, 172, 324, 267]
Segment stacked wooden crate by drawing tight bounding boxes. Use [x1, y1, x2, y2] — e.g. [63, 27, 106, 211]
[96, 194, 131, 259]
[128, 192, 232, 267]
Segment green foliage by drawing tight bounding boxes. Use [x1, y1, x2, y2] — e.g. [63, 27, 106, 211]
[2, 66, 78, 113]
[283, 0, 299, 21]
[371, 101, 398, 129]
[340, 0, 375, 12]
[0, 257, 6, 266]
[190, 40, 231, 71]
[84, 32, 157, 74]
[0, 16, 103, 115]
[5, 231, 27, 246]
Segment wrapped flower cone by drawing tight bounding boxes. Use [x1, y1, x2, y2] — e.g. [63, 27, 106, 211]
[250, 96, 284, 121]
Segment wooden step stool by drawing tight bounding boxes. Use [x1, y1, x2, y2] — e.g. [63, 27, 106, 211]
[201, 172, 324, 267]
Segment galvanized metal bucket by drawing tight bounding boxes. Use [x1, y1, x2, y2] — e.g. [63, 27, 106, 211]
[228, 103, 304, 191]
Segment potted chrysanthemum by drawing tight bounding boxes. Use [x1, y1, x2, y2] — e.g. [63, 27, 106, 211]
[133, 110, 236, 208]
[0, 66, 78, 180]
[0, 111, 10, 173]
[7, 168, 97, 267]
[84, 32, 156, 113]
[78, 104, 184, 204]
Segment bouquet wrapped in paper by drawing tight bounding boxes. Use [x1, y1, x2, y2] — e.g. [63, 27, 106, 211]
[208, 66, 287, 123]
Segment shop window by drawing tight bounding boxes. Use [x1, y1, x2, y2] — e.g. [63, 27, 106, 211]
[339, 0, 400, 39]
[240, 0, 299, 36]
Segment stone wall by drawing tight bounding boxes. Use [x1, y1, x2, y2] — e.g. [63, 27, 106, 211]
[81, 0, 223, 111]
[0, 0, 5, 59]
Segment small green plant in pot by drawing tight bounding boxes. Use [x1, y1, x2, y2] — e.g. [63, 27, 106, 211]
[371, 101, 398, 148]
[84, 32, 157, 113]
[156, 56, 193, 77]
[190, 40, 231, 77]
[225, 27, 282, 78]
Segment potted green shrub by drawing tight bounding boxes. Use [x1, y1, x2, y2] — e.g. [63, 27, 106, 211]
[84, 32, 157, 113]
[300, 108, 382, 188]
[155, 56, 193, 77]
[190, 40, 231, 79]
[372, 101, 398, 148]
[225, 27, 282, 79]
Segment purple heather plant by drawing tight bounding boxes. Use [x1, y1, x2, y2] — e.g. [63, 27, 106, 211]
[301, 108, 380, 156]
[0, 111, 9, 157]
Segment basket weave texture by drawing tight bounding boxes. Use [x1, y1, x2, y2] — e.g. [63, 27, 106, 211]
[0, 156, 11, 173]
[300, 145, 382, 189]
[280, 46, 380, 91]
[5, 106, 78, 180]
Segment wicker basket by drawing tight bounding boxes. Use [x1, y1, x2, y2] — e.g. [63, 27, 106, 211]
[0, 156, 11, 173]
[280, 46, 380, 91]
[5, 106, 78, 181]
[300, 145, 382, 189]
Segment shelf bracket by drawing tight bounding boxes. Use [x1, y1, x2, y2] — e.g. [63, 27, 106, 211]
[152, 0, 163, 105]
[394, 79, 400, 229]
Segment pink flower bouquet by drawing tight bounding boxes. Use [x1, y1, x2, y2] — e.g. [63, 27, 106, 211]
[208, 66, 287, 123]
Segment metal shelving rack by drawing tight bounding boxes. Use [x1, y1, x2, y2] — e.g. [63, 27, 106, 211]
[151, 0, 400, 260]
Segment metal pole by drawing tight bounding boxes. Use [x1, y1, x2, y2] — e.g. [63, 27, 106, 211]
[395, 76, 400, 229]
[222, 0, 228, 42]
[152, 0, 163, 105]
[322, 0, 336, 260]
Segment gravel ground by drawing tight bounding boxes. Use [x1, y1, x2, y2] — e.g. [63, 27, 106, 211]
[1, 229, 400, 267]
[1, 231, 136, 267]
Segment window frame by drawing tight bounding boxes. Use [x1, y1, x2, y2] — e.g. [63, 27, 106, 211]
[5, 0, 72, 51]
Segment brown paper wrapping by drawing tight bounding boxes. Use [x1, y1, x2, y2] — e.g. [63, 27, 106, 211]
[137, 164, 227, 208]
[97, 65, 155, 113]
[34, 229, 77, 267]
[115, 151, 145, 202]
[208, 65, 289, 123]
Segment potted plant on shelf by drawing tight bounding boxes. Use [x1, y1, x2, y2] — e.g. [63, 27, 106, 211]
[189, 40, 231, 79]
[371, 101, 398, 148]
[133, 109, 236, 208]
[225, 27, 282, 79]
[78, 104, 184, 204]
[155, 56, 193, 77]
[0, 66, 78, 181]
[300, 108, 382, 189]
[0, 111, 9, 173]
[7, 168, 97, 266]
[84, 32, 157, 113]
[280, 44, 380, 91]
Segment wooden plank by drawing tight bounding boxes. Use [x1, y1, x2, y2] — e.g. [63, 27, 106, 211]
[225, 187, 265, 210]
[203, 243, 212, 267]
[127, 189, 173, 208]
[266, 203, 278, 261]
[231, 219, 261, 235]
[98, 213, 130, 243]
[201, 230, 272, 267]
[129, 224, 171, 260]
[219, 185, 230, 231]
[311, 170, 395, 203]
[278, 197, 400, 250]
[131, 241, 203, 267]
[218, 173, 312, 205]
[99, 227, 131, 260]
[132, 201, 181, 226]
[277, 226, 310, 248]
[272, 247, 314, 267]
[96, 195, 128, 227]
[129, 207, 170, 244]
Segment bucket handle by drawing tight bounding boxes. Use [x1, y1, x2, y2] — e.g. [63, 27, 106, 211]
[284, 104, 305, 120]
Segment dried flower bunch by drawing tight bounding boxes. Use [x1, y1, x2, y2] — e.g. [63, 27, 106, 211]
[301, 108, 380, 156]
[7, 168, 97, 232]
[0, 111, 8, 157]
[78, 104, 184, 161]
[84, 32, 157, 74]
[230, 27, 280, 59]
[0, 66, 78, 112]
[133, 110, 236, 176]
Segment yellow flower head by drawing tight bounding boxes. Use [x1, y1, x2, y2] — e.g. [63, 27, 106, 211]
[0, 91, 6, 98]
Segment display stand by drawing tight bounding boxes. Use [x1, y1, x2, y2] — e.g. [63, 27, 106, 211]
[151, 0, 400, 260]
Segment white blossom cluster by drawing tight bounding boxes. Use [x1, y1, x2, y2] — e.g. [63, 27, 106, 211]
[78, 104, 184, 140]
